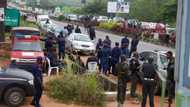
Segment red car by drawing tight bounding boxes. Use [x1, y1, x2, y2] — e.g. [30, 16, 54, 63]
[11, 39, 44, 70]
[11, 27, 40, 44]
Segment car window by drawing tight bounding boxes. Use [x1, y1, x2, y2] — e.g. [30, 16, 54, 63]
[14, 30, 40, 37]
[74, 34, 91, 42]
[13, 42, 42, 52]
[140, 52, 157, 64]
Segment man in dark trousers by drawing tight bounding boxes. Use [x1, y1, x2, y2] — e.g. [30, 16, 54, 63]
[31, 57, 43, 107]
[96, 39, 103, 72]
[166, 51, 175, 107]
[130, 52, 140, 98]
[57, 34, 65, 60]
[121, 35, 130, 58]
[130, 35, 139, 57]
[75, 25, 82, 33]
[141, 58, 157, 107]
[111, 42, 121, 76]
[89, 26, 96, 40]
[100, 43, 111, 75]
[116, 55, 129, 107]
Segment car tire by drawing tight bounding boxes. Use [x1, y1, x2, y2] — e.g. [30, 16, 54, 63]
[4, 87, 25, 107]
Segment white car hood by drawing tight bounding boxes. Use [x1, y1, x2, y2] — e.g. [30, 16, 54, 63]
[73, 41, 94, 47]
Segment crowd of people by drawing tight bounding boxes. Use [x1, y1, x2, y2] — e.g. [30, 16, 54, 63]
[27, 23, 175, 107]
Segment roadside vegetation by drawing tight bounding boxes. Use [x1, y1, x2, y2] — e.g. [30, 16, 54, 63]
[45, 55, 105, 107]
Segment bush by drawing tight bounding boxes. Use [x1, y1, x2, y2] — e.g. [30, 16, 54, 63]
[58, 15, 66, 21]
[98, 21, 117, 31]
[46, 73, 105, 107]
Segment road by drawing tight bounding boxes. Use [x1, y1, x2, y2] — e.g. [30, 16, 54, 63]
[52, 20, 175, 53]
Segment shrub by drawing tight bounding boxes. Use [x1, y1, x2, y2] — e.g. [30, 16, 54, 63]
[46, 73, 105, 107]
[98, 21, 117, 31]
[58, 15, 66, 21]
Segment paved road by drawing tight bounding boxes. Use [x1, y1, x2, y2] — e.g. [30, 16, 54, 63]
[52, 20, 175, 53]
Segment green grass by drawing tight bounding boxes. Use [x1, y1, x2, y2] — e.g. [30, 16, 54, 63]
[20, 17, 38, 28]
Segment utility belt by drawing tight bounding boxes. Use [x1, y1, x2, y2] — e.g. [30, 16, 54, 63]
[144, 78, 154, 81]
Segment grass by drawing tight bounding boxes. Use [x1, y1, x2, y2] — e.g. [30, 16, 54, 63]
[20, 17, 38, 28]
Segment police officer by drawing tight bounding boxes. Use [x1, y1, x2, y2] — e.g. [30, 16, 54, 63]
[116, 55, 129, 107]
[96, 39, 103, 72]
[166, 51, 175, 107]
[111, 42, 121, 76]
[141, 58, 157, 107]
[45, 36, 54, 52]
[75, 25, 82, 33]
[130, 52, 140, 98]
[103, 36, 111, 48]
[89, 26, 96, 40]
[57, 34, 65, 60]
[31, 57, 43, 107]
[100, 42, 111, 75]
[130, 35, 139, 57]
[121, 35, 130, 58]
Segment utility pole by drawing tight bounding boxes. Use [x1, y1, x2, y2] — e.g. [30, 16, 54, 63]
[176, 0, 190, 107]
[0, 0, 7, 42]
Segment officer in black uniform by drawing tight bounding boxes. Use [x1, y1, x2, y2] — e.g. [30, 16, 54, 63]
[130, 52, 140, 98]
[31, 57, 43, 107]
[166, 51, 175, 107]
[116, 55, 129, 107]
[141, 58, 157, 107]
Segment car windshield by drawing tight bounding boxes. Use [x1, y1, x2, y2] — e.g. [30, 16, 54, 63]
[13, 41, 42, 52]
[74, 34, 91, 42]
[14, 30, 40, 37]
[160, 55, 168, 65]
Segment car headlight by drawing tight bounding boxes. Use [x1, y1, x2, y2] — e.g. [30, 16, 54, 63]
[28, 80, 34, 85]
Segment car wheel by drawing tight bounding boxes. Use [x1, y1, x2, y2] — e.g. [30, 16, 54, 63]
[4, 87, 25, 107]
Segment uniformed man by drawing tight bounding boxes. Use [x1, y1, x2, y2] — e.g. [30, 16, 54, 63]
[103, 36, 111, 48]
[45, 36, 54, 52]
[121, 35, 130, 58]
[141, 58, 157, 107]
[96, 39, 103, 72]
[130, 52, 140, 98]
[111, 42, 121, 76]
[116, 55, 129, 107]
[100, 43, 111, 75]
[75, 25, 82, 33]
[31, 57, 43, 107]
[57, 34, 65, 60]
[130, 35, 139, 57]
[166, 51, 175, 107]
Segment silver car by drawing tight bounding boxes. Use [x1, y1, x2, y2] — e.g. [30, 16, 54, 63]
[65, 33, 95, 54]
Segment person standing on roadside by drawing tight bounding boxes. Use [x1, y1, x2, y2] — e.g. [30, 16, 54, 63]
[89, 26, 96, 40]
[130, 35, 139, 57]
[57, 33, 65, 60]
[121, 35, 130, 58]
[75, 25, 82, 33]
[111, 42, 121, 76]
[166, 51, 175, 107]
[100, 42, 111, 75]
[116, 55, 129, 107]
[141, 58, 157, 107]
[129, 52, 140, 98]
[96, 39, 103, 72]
[31, 57, 43, 107]
[103, 35, 111, 48]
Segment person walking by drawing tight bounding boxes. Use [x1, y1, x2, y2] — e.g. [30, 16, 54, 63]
[89, 26, 96, 40]
[129, 52, 140, 98]
[31, 57, 43, 107]
[166, 51, 175, 107]
[130, 35, 139, 57]
[100, 43, 111, 75]
[116, 55, 129, 107]
[111, 42, 121, 76]
[141, 58, 157, 107]
[103, 36, 111, 48]
[57, 33, 65, 60]
[75, 25, 82, 33]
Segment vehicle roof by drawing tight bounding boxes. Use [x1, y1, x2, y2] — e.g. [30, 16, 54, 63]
[12, 27, 39, 31]
[143, 50, 175, 57]
[71, 33, 89, 37]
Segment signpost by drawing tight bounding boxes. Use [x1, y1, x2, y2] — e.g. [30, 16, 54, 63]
[0, 0, 6, 42]
[176, 0, 190, 107]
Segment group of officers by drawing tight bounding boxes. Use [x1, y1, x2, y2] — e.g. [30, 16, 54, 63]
[95, 35, 175, 107]
[28, 23, 175, 107]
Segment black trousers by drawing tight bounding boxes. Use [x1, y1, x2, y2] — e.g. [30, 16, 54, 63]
[32, 86, 43, 107]
[130, 74, 138, 97]
[141, 80, 155, 107]
[117, 79, 127, 104]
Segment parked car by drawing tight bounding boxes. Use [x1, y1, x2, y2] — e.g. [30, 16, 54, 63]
[113, 16, 125, 22]
[67, 14, 78, 21]
[11, 40, 44, 71]
[65, 33, 95, 54]
[97, 16, 108, 22]
[139, 50, 174, 95]
[11, 27, 41, 44]
[0, 68, 34, 107]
